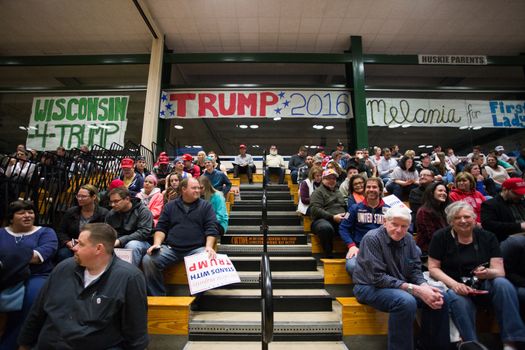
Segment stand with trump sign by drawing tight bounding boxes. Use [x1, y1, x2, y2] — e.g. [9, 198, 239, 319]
[184, 253, 241, 295]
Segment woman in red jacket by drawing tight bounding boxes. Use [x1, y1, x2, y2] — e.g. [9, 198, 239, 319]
[449, 172, 486, 224]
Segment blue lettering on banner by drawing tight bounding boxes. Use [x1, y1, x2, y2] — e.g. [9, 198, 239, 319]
[190, 271, 211, 280]
[489, 101, 525, 128]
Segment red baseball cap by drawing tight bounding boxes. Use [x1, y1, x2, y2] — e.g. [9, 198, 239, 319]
[158, 155, 169, 165]
[109, 179, 125, 190]
[121, 158, 134, 169]
[502, 178, 525, 196]
[182, 154, 193, 162]
[239, 144, 246, 149]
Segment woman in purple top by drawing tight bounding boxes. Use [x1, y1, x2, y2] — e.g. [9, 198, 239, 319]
[0, 200, 58, 349]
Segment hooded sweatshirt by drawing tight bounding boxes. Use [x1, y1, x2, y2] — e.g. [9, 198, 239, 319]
[136, 187, 164, 226]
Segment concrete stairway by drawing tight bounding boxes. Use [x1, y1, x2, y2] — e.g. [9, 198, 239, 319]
[185, 182, 346, 349]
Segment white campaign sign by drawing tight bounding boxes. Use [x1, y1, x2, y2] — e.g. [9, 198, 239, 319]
[114, 248, 133, 264]
[160, 89, 353, 119]
[184, 253, 241, 295]
[366, 98, 525, 129]
[382, 195, 412, 213]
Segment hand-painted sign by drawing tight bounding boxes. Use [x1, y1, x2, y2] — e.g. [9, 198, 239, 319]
[159, 89, 353, 119]
[26, 96, 129, 150]
[367, 98, 525, 129]
[184, 252, 240, 295]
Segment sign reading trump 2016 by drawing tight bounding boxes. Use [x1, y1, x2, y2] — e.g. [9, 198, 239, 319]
[184, 253, 241, 295]
[26, 96, 129, 151]
[159, 89, 353, 119]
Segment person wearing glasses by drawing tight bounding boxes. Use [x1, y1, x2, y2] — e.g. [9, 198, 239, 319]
[408, 169, 435, 224]
[105, 187, 153, 266]
[56, 185, 108, 262]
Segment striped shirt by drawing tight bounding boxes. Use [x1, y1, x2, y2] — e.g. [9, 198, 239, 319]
[352, 226, 426, 289]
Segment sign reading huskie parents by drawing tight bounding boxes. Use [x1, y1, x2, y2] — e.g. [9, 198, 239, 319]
[184, 253, 240, 295]
[26, 96, 129, 151]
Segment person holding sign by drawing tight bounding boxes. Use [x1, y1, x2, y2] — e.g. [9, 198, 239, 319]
[142, 177, 219, 296]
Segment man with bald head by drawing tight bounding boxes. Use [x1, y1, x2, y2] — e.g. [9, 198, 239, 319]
[142, 177, 219, 296]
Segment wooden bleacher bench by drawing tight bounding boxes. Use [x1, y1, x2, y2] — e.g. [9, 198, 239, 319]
[148, 296, 194, 335]
[310, 233, 347, 254]
[321, 258, 352, 285]
[337, 297, 388, 335]
[303, 215, 311, 233]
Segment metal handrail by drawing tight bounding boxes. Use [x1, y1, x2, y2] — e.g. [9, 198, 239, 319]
[260, 252, 273, 349]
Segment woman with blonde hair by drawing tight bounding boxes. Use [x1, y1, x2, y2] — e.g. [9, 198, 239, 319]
[199, 176, 228, 235]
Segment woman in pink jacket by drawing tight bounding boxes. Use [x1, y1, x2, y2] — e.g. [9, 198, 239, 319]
[448, 172, 486, 224]
[136, 175, 164, 227]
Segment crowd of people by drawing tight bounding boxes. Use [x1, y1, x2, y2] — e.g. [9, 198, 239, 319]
[1, 141, 525, 349]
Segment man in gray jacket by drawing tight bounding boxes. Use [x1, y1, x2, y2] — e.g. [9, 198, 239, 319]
[105, 187, 153, 266]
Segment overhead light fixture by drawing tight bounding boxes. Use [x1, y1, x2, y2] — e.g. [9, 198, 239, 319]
[273, 117, 281, 121]
[310, 145, 317, 148]
[193, 145, 202, 148]
[418, 145, 426, 148]
[249, 125, 259, 129]
[313, 125, 324, 130]
[239, 125, 248, 129]
[426, 145, 433, 148]
[174, 125, 184, 130]
[401, 124, 411, 128]
[459, 125, 470, 130]
[18, 126, 27, 131]
[472, 126, 482, 130]
[27, 126, 37, 131]
[388, 124, 401, 129]
[184, 145, 191, 148]
[253, 145, 259, 148]
[325, 125, 334, 130]
[87, 125, 99, 129]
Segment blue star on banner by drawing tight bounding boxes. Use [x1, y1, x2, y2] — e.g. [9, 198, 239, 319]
[274, 107, 282, 114]
[159, 91, 173, 119]
[278, 91, 285, 99]
[283, 100, 290, 107]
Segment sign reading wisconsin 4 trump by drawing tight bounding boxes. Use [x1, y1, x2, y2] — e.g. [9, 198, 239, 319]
[26, 96, 129, 151]
[367, 98, 525, 129]
[159, 89, 353, 119]
[184, 253, 241, 295]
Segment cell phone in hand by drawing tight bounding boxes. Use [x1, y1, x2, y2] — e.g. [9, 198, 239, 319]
[151, 246, 161, 253]
[470, 262, 489, 274]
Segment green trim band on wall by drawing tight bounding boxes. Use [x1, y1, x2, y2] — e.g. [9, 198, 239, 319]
[3, 53, 525, 67]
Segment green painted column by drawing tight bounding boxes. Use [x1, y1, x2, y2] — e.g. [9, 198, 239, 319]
[346, 36, 368, 150]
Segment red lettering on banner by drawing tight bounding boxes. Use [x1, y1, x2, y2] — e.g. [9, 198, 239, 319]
[198, 94, 218, 116]
[198, 260, 209, 269]
[188, 263, 196, 271]
[210, 259, 217, 266]
[260, 92, 278, 116]
[218, 259, 225, 265]
[170, 93, 196, 117]
[237, 93, 257, 116]
[218, 93, 236, 115]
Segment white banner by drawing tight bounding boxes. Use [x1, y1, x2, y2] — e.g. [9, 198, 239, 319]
[26, 96, 129, 151]
[184, 253, 241, 295]
[160, 89, 353, 119]
[366, 98, 525, 129]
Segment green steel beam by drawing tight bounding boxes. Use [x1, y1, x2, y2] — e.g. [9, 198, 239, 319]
[0, 54, 150, 66]
[2, 53, 525, 66]
[349, 36, 368, 150]
[164, 53, 352, 64]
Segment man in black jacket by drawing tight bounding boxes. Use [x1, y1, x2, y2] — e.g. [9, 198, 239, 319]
[481, 177, 525, 242]
[288, 146, 307, 184]
[18, 223, 148, 350]
[142, 177, 219, 296]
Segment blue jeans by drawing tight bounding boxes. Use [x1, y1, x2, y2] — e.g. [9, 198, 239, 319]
[0, 275, 47, 350]
[264, 167, 285, 184]
[346, 256, 357, 276]
[124, 240, 151, 266]
[445, 277, 525, 343]
[353, 284, 449, 350]
[142, 246, 205, 296]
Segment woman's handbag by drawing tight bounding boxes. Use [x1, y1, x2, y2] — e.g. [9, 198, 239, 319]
[0, 281, 25, 312]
